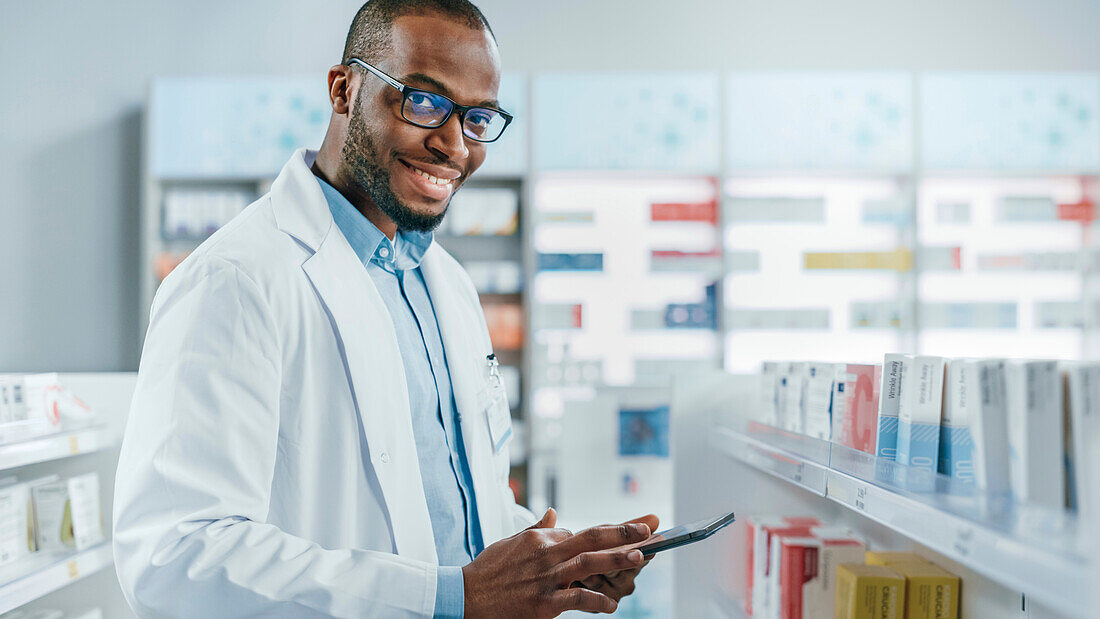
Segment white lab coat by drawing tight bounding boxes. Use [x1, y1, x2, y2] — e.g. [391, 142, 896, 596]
[113, 148, 535, 618]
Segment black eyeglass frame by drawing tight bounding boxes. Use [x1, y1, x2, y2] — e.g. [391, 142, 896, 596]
[345, 57, 514, 143]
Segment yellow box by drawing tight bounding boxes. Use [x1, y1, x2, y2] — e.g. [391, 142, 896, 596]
[890, 562, 960, 619]
[803, 249, 913, 272]
[834, 564, 905, 619]
[865, 551, 930, 566]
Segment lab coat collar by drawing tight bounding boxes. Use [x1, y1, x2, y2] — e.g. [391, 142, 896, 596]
[271, 148, 331, 251]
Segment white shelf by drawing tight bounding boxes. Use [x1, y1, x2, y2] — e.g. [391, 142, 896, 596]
[0, 543, 114, 614]
[712, 424, 1090, 618]
[0, 426, 116, 472]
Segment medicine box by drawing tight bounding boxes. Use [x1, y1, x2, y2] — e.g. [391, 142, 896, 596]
[876, 354, 907, 460]
[778, 529, 866, 619]
[1061, 361, 1099, 518]
[970, 359, 1012, 498]
[834, 564, 905, 619]
[749, 517, 820, 617]
[32, 473, 105, 552]
[803, 363, 838, 440]
[889, 562, 960, 619]
[0, 482, 34, 566]
[897, 356, 946, 473]
[834, 364, 882, 454]
[1005, 360, 1063, 508]
[939, 359, 975, 481]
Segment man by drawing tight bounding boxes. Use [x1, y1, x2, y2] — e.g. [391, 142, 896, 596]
[113, 1, 657, 617]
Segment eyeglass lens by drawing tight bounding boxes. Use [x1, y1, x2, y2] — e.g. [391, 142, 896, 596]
[401, 90, 508, 142]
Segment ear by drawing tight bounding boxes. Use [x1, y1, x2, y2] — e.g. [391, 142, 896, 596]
[327, 64, 353, 115]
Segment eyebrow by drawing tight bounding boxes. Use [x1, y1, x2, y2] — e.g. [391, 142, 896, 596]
[400, 72, 502, 110]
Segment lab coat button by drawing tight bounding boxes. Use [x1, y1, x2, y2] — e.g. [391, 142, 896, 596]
[380, 451, 390, 463]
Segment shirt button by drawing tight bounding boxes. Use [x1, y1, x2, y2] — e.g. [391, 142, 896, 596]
[379, 247, 390, 258]
[380, 451, 390, 463]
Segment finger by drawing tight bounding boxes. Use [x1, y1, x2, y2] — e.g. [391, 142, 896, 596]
[526, 507, 557, 530]
[553, 523, 651, 558]
[557, 549, 645, 585]
[623, 513, 660, 535]
[550, 586, 618, 615]
[578, 574, 610, 591]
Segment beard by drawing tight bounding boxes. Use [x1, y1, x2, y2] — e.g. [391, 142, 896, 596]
[342, 103, 449, 233]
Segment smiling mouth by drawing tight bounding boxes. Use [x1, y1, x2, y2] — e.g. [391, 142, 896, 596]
[399, 159, 459, 189]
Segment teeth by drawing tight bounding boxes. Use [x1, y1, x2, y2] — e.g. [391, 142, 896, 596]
[412, 166, 452, 186]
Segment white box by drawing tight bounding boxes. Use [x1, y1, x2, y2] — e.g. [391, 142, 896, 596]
[969, 359, 1012, 498]
[32, 473, 105, 552]
[781, 363, 806, 433]
[802, 363, 837, 440]
[1061, 362, 1099, 519]
[897, 356, 946, 472]
[939, 359, 976, 481]
[758, 363, 782, 426]
[876, 354, 907, 460]
[0, 481, 33, 566]
[1005, 360, 1064, 508]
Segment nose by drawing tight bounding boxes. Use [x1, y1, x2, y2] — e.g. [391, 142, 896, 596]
[425, 109, 470, 164]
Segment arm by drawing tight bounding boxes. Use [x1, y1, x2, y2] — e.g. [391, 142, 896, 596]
[113, 256, 435, 618]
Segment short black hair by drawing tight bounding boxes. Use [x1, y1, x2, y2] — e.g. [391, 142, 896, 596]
[341, 0, 495, 65]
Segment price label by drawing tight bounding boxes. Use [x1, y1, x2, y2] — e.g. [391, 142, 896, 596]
[855, 485, 868, 511]
[68, 435, 80, 455]
[953, 526, 974, 557]
[67, 560, 79, 579]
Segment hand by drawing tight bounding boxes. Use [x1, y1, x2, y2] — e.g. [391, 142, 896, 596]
[462, 508, 652, 618]
[573, 514, 659, 605]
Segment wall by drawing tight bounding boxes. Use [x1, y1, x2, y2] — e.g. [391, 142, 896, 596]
[2, 0, 1099, 371]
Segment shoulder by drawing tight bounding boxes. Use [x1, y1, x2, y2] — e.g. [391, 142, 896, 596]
[156, 195, 310, 306]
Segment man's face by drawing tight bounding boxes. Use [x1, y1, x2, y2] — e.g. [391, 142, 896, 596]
[342, 14, 501, 232]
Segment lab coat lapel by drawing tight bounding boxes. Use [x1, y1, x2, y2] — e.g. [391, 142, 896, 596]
[420, 248, 506, 543]
[273, 149, 437, 563]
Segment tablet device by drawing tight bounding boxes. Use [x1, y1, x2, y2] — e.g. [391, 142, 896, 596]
[634, 511, 736, 557]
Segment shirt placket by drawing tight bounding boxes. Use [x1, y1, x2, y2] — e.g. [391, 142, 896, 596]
[394, 265, 477, 560]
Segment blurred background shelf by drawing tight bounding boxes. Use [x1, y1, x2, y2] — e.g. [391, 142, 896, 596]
[0, 543, 114, 615]
[0, 426, 117, 472]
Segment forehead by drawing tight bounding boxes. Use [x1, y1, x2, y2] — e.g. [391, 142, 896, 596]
[385, 14, 501, 104]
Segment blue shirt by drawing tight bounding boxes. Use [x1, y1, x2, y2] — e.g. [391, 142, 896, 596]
[317, 177, 483, 618]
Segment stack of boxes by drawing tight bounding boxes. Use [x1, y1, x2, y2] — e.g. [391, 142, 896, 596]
[753, 355, 1097, 515]
[743, 514, 960, 618]
[0, 473, 106, 569]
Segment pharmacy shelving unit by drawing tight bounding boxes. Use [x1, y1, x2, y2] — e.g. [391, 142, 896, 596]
[0, 373, 137, 618]
[672, 372, 1096, 619]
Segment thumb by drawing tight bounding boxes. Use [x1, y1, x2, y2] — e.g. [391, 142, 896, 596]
[527, 507, 557, 530]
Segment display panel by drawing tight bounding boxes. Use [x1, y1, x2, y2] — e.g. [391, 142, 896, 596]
[922, 72, 1100, 172]
[533, 74, 721, 171]
[726, 72, 913, 171]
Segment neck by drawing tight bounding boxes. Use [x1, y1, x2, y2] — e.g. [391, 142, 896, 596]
[311, 145, 398, 241]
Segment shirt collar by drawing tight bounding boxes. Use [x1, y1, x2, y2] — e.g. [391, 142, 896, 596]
[315, 175, 434, 271]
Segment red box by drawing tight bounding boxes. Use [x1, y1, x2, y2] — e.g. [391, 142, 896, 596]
[748, 517, 821, 617]
[778, 529, 866, 619]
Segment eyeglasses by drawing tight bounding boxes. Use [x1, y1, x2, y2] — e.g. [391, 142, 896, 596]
[346, 57, 513, 143]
